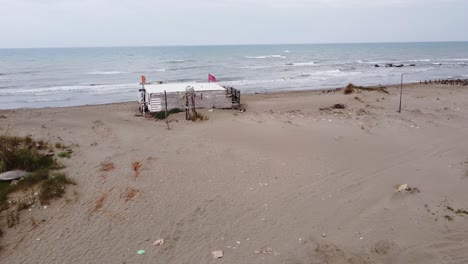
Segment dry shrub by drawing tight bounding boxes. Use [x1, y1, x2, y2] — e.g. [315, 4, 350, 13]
[354, 96, 364, 103]
[94, 193, 107, 211]
[101, 162, 115, 172]
[344, 83, 355, 94]
[132, 161, 142, 179]
[120, 187, 140, 202]
[189, 113, 209, 122]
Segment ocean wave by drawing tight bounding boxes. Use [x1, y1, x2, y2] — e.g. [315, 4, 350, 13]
[442, 58, 468, 61]
[222, 78, 286, 86]
[408, 59, 431, 62]
[2, 70, 42, 76]
[286, 61, 316, 66]
[13, 97, 72, 103]
[0, 83, 138, 96]
[357, 59, 431, 65]
[301, 69, 362, 78]
[404, 67, 434, 72]
[166, 59, 186, 63]
[235, 65, 275, 70]
[87, 71, 126, 75]
[90, 89, 134, 95]
[356, 60, 391, 65]
[33, 91, 57, 96]
[155, 69, 166, 72]
[244, 55, 286, 59]
[167, 65, 210, 71]
[283, 50, 291, 53]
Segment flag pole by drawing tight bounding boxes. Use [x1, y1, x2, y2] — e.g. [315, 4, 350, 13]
[398, 74, 403, 113]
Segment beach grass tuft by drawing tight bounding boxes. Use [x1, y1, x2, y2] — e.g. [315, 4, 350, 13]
[0, 135, 57, 173]
[0, 134, 74, 211]
[58, 150, 71, 158]
[39, 173, 75, 205]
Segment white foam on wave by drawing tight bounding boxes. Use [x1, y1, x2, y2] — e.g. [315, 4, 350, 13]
[283, 50, 291, 53]
[16, 97, 72, 103]
[166, 59, 185, 63]
[245, 55, 286, 59]
[405, 67, 434, 72]
[221, 78, 286, 86]
[408, 59, 431, 62]
[0, 83, 138, 96]
[87, 71, 126, 75]
[442, 58, 468, 61]
[287, 61, 316, 66]
[301, 69, 362, 78]
[155, 69, 166, 72]
[236, 65, 275, 70]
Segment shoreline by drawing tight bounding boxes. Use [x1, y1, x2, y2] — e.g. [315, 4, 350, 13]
[0, 81, 434, 112]
[1, 83, 468, 264]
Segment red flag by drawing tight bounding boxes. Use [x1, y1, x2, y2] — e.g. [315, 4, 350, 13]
[208, 74, 217, 83]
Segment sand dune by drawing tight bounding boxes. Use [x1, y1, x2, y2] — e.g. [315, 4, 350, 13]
[1, 83, 468, 264]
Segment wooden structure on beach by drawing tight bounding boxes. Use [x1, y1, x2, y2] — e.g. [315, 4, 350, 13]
[138, 82, 241, 113]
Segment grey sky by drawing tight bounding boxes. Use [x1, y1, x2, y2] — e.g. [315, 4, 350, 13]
[1, 0, 467, 48]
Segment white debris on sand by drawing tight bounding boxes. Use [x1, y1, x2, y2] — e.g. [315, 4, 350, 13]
[153, 239, 165, 246]
[212, 250, 224, 258]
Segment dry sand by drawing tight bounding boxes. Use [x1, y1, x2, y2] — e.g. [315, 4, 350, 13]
[1, 83, 468, 264]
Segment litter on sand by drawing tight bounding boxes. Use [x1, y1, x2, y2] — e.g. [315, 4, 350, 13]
[254, 248, 274, 254]
[0, 170, 28, 181]
[137, 250, 146, 255]
[153, 239, 165, 246]
[212, 250, 224, 258]
[395, 184, 409, 193]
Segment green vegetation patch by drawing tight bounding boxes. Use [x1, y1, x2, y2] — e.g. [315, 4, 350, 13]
[39, 173, 75, 204]
[0, 135, 73, 209]
[152, 108, 184, 120]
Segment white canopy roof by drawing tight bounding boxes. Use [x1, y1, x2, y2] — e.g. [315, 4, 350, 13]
[142, 82, 226, 94]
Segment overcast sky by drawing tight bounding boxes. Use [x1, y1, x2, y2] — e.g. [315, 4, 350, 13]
[0, 0, 467, 48]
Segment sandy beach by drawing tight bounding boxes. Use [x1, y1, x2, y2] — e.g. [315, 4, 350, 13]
[1, 83, 468, 264]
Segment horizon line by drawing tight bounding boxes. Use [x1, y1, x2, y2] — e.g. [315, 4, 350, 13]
[1, 40, 467, 50]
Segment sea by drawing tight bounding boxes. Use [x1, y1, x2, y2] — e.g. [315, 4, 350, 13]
[1, 42, 467, 109]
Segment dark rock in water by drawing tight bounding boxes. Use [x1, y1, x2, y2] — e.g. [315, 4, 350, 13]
[375, 64, 380, 68]
[409, 64, 416, 67]
[333, 104, 346, 109]
[0, 170, 28, 181]
[395, 64, 403, 68]
[385, 63, 393, 67]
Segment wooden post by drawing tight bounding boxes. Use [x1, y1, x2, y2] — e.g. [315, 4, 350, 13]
[185, 93, 189, 120]
[191, 94, 197, 117]
[164, 90, 170, 130]
[398, 74, 403, 113]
